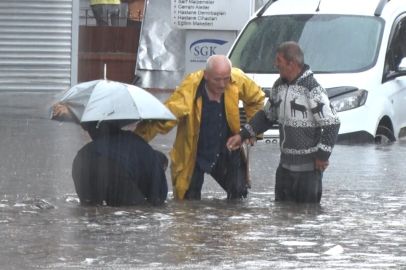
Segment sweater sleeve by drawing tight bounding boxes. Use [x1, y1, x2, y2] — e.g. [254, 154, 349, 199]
[239, 99, 277, 140]
[307, 84, 341, 161]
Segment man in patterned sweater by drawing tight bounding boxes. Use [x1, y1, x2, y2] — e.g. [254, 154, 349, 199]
[227, 41, 340, 203]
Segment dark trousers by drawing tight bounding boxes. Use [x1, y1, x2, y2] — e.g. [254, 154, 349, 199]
[91, 4, 119, 26]
[72, 150, 146, 206]
[274, 164, 323, 203]
[184, 152, 248, 200]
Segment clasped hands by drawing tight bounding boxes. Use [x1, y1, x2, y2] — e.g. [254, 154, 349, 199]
[227, 134, 255, 151]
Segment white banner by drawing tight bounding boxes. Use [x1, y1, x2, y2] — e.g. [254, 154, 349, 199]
[172, 0, 252, 30]
[185, 30, 236, 75]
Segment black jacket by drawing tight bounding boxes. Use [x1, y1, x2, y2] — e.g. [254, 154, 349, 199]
[80, 122, 168, 206]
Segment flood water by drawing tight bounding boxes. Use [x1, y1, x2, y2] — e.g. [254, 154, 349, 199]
[1, 92, 406, 269]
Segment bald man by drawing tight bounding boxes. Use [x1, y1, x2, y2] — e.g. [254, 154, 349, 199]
[134, 55, 265, 200]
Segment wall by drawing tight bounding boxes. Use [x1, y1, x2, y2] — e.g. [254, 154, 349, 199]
[78, 26, 140, 83]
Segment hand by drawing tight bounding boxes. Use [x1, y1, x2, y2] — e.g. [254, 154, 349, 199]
[53, 103, 72, 118]
[315, 158, 329, 171]
[245, 137, 256, 146]
[227, 134, 242, 151]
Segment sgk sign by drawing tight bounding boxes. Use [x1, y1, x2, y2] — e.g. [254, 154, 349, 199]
[185, 30, 236, 74]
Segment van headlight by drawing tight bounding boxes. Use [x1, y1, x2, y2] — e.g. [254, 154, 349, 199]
[330, 90, 368, 112]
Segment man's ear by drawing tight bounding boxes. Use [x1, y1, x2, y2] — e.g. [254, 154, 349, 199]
[289, 59, 298, 67]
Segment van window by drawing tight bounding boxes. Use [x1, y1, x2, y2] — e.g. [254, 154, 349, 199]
[229, 15, 384, 74]
[385, 17, 406, 78]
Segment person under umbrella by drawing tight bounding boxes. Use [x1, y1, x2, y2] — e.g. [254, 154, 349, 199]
[53, 103, 168, 206]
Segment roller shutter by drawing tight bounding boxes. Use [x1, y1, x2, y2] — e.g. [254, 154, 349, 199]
[0, 0, 75, 92]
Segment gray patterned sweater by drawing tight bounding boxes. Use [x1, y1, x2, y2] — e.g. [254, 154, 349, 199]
[239, 65, 341, 170]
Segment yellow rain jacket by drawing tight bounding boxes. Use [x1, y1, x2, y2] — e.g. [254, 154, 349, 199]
[134, 68, 265, 199]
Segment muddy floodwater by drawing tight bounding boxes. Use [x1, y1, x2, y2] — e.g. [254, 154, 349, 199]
[1, 92, 406, 269]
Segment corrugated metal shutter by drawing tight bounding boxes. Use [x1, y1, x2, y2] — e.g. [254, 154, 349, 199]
[0, 0, 73, 92]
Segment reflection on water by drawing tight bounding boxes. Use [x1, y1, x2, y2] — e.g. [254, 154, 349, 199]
[1, 141, 406, 269]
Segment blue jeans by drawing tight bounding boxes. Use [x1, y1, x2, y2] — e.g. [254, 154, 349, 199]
[91, 4, 120, 26]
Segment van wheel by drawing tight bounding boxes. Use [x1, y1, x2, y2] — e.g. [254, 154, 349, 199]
[374, 126, 395, 143]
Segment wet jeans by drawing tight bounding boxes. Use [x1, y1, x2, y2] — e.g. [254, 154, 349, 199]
[91, 4, 120, 26]
[275, 164, 323, 203]
[184, 151, 248, 200]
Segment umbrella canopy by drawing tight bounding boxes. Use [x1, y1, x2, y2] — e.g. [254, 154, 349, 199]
[50, 79, 176, 123]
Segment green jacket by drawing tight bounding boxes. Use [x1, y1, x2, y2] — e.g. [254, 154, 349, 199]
[135, 68, 265, 199]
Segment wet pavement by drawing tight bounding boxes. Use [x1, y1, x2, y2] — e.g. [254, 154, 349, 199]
[1, 91, 406, 269]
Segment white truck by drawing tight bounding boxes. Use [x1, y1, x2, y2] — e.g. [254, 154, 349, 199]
[231, 0, 406, 144]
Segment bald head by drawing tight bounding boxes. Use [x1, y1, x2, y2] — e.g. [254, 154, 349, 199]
[204, 55, 232, 99]
[205, 55, 232, 74]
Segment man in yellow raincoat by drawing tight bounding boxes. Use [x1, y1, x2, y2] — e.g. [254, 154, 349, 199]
[135, 55, 265, 200]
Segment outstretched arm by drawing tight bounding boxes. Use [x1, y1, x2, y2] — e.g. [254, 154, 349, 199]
[227, 99, 277, 150]
[135, 77, 195, 142]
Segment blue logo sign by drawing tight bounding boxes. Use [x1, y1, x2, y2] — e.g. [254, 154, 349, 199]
[189, 39, 228, 57]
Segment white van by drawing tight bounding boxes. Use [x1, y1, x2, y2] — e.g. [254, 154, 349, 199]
[230, 0, 406, 143]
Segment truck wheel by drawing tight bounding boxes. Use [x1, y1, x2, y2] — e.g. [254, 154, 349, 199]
[375, 125, 395, 143]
